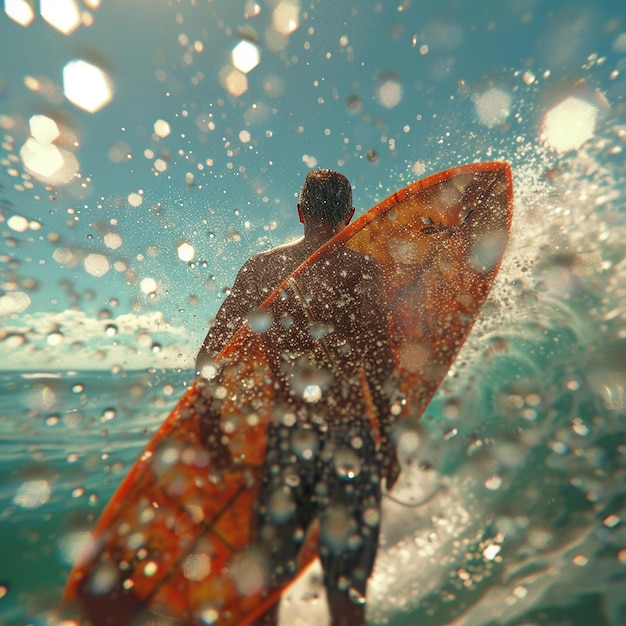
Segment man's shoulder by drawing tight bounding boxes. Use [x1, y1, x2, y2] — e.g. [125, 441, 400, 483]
[334, 246, 382, 272]
[235, 239, 307, 294]
[246, 240, 381, 285]
[248, 239, 304, 268]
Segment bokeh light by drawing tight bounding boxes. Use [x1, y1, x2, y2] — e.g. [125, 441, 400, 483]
[13, 480, 51, 509]
[272, 0, 300, 35]
[84, 253, 111, 277]
[177, 242, 195, 263]
[40, 0, 81, 35]
[473, 87, 512, 128]
[377, 76, 403, 109]
[540, 96, 599, 153]
[20, 138, 63, 178]
[0, 291, 31, 315]
[141, 277, 158, 295]
[19, 131, 80, 186]
[4, 0, 35, 26]
[219, 66, 248, 97]
[232, 40, 260, 74]
[63, 59, 113, 113]
[154, 119, 171, 138]
[29, 114, 60, 143]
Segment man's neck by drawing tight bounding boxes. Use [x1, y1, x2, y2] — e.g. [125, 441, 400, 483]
[302, 222, 340, 248]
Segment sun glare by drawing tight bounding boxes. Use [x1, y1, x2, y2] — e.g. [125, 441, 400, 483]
[540, 96, 599, 153]
[63, 60, 114, 113]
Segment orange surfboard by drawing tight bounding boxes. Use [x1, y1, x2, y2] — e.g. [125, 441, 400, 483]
[63, 162, 513, 625]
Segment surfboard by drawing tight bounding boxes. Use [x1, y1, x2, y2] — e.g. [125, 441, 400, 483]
[63, 162, 513, 625]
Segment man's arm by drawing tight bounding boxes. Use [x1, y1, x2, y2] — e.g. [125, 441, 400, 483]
[195, 258, 259, 374]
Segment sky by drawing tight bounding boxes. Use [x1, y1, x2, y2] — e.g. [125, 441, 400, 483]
[1, 0, 625, 371]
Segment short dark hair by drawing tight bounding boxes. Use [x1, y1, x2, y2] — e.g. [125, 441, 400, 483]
[299, 169, 352, 224]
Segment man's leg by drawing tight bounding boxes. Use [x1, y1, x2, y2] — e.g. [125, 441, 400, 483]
[251, 422, 318, 625]
[327, 589, 366, 626]
[318, 422, 382, 626]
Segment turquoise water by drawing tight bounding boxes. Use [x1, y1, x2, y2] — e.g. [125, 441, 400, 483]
[3, 266, 626, 626]
[2, 0, 626, 624]
[0, 368, 191, 624]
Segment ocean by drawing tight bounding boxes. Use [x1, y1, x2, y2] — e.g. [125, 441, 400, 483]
[3, 229, 626, 625]
[1, 0, 626, 624]
[0, 368, 192, 624]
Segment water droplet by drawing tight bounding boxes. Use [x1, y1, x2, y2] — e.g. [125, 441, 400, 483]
[334, 447, 361, 480]
[290, 361, 332, 402]
[302, 384, 322, 403]
[177, 240, 195, 262]
[377, 75, 403, 108]
[101, 407, 116, 422]
[291, 429, 319, 461]
[3, 332, 27, 348]
[482, 543, 501, 561]
[268, 488, 296, 523]
[143, 561, 158, 577]
[398, 429, 419, 456]
[247, 308, 272, 333]
[200, 608, 219, 625]
[91, 562, 118, 594]
[84, 253, 111, 277]
[141, 277, 158, 295]
[485, 475, 502, 490]
[347, 94, 362, 113]
[46, 331, 64, 346]
[321, 506, 352, 553]
[444, 427, 458, 441]
[349, 587, 367, 604]
[285, 473, 301, 488]
[13, 479, 51, 509]
[309, 322, 334, 339]
[230, 549, 268, 597]
[363, 507, 380, 527]
[45, 414, 60, 426]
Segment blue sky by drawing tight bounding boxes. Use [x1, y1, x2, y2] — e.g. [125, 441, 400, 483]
[1, 0, 625, 370]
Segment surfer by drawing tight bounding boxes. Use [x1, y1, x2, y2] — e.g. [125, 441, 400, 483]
[197, 170, 399, 626]
[197, 170, 355, 369]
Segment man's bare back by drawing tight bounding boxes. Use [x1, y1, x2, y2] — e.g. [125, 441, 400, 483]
[197, 236, 325, 369]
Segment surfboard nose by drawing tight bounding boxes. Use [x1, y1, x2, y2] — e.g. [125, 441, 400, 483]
[402, 162, 512, 233]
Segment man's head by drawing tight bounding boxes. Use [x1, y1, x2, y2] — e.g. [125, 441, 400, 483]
[298, 169, 354, 226]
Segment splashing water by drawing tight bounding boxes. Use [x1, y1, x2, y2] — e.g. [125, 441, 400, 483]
[1, 1, 625, 625]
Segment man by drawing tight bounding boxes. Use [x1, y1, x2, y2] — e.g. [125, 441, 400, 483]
[197, 170, 399, 626]
[197, 170, 356, 369]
